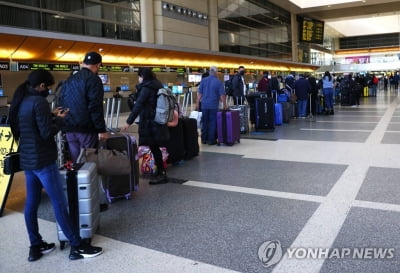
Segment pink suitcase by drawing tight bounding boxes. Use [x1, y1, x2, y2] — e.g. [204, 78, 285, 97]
[217, 110, 240, 146]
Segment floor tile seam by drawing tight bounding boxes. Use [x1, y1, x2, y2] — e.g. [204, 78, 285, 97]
[352, 200, 400, 213]
[271, 164, 370, 273]
[365, 97, 399, 145]
[183, 181, 326, 203]
[316, 121, 378, 124]
[299, 128, 373, 132]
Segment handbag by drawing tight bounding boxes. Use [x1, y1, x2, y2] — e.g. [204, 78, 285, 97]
[77, 147, 131, 176]
[3, 138, 21, 175]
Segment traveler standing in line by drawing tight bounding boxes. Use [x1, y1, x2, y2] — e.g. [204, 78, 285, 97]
[322, 71, 335, 115]
[9, 69, 103, 262]
[370, 74, 379, 97]
[196, 65, 226, 145]
[232, 65, 246, 105]
[293, 74, 311, 118]
[307, 74, 318, 119]
[257, 71, 271, 97]
[59, 51, 109, 162]
[121, 68, 169, 184]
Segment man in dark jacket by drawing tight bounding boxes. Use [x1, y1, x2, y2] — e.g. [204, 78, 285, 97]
[294, 74, 311, 118]
[59, 51, 109, 162]
[232, 65, 246, 105]
[122, 68, 168, 185]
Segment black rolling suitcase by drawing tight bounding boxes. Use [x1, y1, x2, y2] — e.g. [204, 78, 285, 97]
[165, 118, 185, 164]
[103, 133, 139, 202]
[255, 96, 275, 131]
[181, 117, 199, 160]
[58, 162, 99, 249]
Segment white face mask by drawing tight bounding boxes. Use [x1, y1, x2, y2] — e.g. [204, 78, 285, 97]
[138, 76, 143, 83]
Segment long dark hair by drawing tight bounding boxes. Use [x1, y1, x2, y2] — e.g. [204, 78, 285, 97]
[9, 81, 29, 139]
[138, 67, 156, 81]
[9, 69, 54, 139]
[324, 71, 332, 81]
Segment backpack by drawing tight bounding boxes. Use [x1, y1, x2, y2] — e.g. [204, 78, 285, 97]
[154, 87, 177, 125]
[224, 75, 235, 96]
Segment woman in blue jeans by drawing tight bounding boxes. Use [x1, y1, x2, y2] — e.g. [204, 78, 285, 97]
[322, 71, 334, 115]
[9, 69, 103, 262]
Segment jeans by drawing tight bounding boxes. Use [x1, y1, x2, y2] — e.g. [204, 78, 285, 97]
[323, 88, 334, 110]
[24, 163, 81, 247]
[66, 132, 99, 163]
[201, 108, 218, 143]
[297, 99, 308, 117]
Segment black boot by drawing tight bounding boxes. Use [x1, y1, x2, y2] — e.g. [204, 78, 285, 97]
[149, 170, 168, 185]
[330, 109, 334, 115]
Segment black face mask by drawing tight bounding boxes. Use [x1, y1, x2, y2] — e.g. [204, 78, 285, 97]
[239, 71, 245, 76]
[40, 88, 50, 98]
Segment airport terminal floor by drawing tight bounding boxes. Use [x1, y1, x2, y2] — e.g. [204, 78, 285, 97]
[3, 87, 400, 273]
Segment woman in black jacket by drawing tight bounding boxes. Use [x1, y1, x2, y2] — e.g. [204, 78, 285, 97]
[122, 67, 168, 184]
[9, 69, 103, 261]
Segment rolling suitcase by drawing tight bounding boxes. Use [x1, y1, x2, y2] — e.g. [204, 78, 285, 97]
[58, 162, 99, 249]
[217, 110, 240, 146]
[181, 117, 199, 160]
[280, 101, 291, 123]
[165, 118, 185, 164]
[229, 97, 249, 134]
[274, 92, 283, 125]
[103, 133, 139, 203]
[254, 96, 274, 131]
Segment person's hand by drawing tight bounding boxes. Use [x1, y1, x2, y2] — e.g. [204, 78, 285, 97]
[54, 107, 69, 118]
[121, 123, 131, 132]
[98, 132, 109, 141]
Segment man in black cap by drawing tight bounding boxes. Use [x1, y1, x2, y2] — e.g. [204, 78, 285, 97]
[59, 51, 109, 162]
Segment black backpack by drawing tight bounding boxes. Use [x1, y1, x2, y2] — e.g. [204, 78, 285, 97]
[224, 75, 235, 96]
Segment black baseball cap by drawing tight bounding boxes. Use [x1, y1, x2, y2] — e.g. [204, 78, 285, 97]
[83, 51, 102, 65]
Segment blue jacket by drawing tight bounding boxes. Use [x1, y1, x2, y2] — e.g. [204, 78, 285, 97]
[294, 77, 311, 100]
[199, 75, 224, 109]
[18, 89, 63, 170]
[59, 68, 106, 133]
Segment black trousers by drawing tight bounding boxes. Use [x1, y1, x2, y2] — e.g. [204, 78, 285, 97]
[149, 144, 164, 173]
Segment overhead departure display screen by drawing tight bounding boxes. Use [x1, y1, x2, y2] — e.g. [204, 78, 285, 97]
[299, 17, 324, 44]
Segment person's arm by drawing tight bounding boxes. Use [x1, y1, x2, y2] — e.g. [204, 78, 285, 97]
[122, 86, 152, 130]
[86, 76, 107, 134]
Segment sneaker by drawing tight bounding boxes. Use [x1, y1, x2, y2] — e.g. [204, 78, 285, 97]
[149, 171, 168, 185]
[28, 241, 56, 262]
[69, 241, 103, 260]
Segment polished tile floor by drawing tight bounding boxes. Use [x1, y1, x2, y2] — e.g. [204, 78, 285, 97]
[2, 88, 400, 273]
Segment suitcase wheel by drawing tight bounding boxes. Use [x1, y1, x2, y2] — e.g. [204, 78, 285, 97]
[60, 241, 66, 250]
[125, 194, 131, 200]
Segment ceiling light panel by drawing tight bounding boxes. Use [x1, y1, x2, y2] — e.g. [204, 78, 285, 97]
[289, 0, 363, 8]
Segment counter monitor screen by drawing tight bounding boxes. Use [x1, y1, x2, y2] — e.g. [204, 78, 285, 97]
[98, 74, 109, 84]
[103, 85, 111, 92]
[172, 85, 183, 94]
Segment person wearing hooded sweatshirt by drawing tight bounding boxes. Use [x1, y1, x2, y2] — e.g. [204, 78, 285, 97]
[9, 69, 103, 262]
[122, 67, 168, 185]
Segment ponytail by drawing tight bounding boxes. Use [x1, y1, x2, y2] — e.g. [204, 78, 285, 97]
[9, 80, 29, 139]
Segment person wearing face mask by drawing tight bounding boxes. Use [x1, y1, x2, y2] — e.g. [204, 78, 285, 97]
[121, 67, 169, 185]
[232, 65, 246, 105]
[59, 51, 109, 162]
[257, 71, 271, 97]
[9, 69, 104, 262]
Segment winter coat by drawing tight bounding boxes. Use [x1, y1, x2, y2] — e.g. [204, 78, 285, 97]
[232, 73, 245, 97]
[59, 68, 106, 133]
[126, 79, 163, 146]
[17, 88, 63, 170]
[294, 77, 311, 100]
